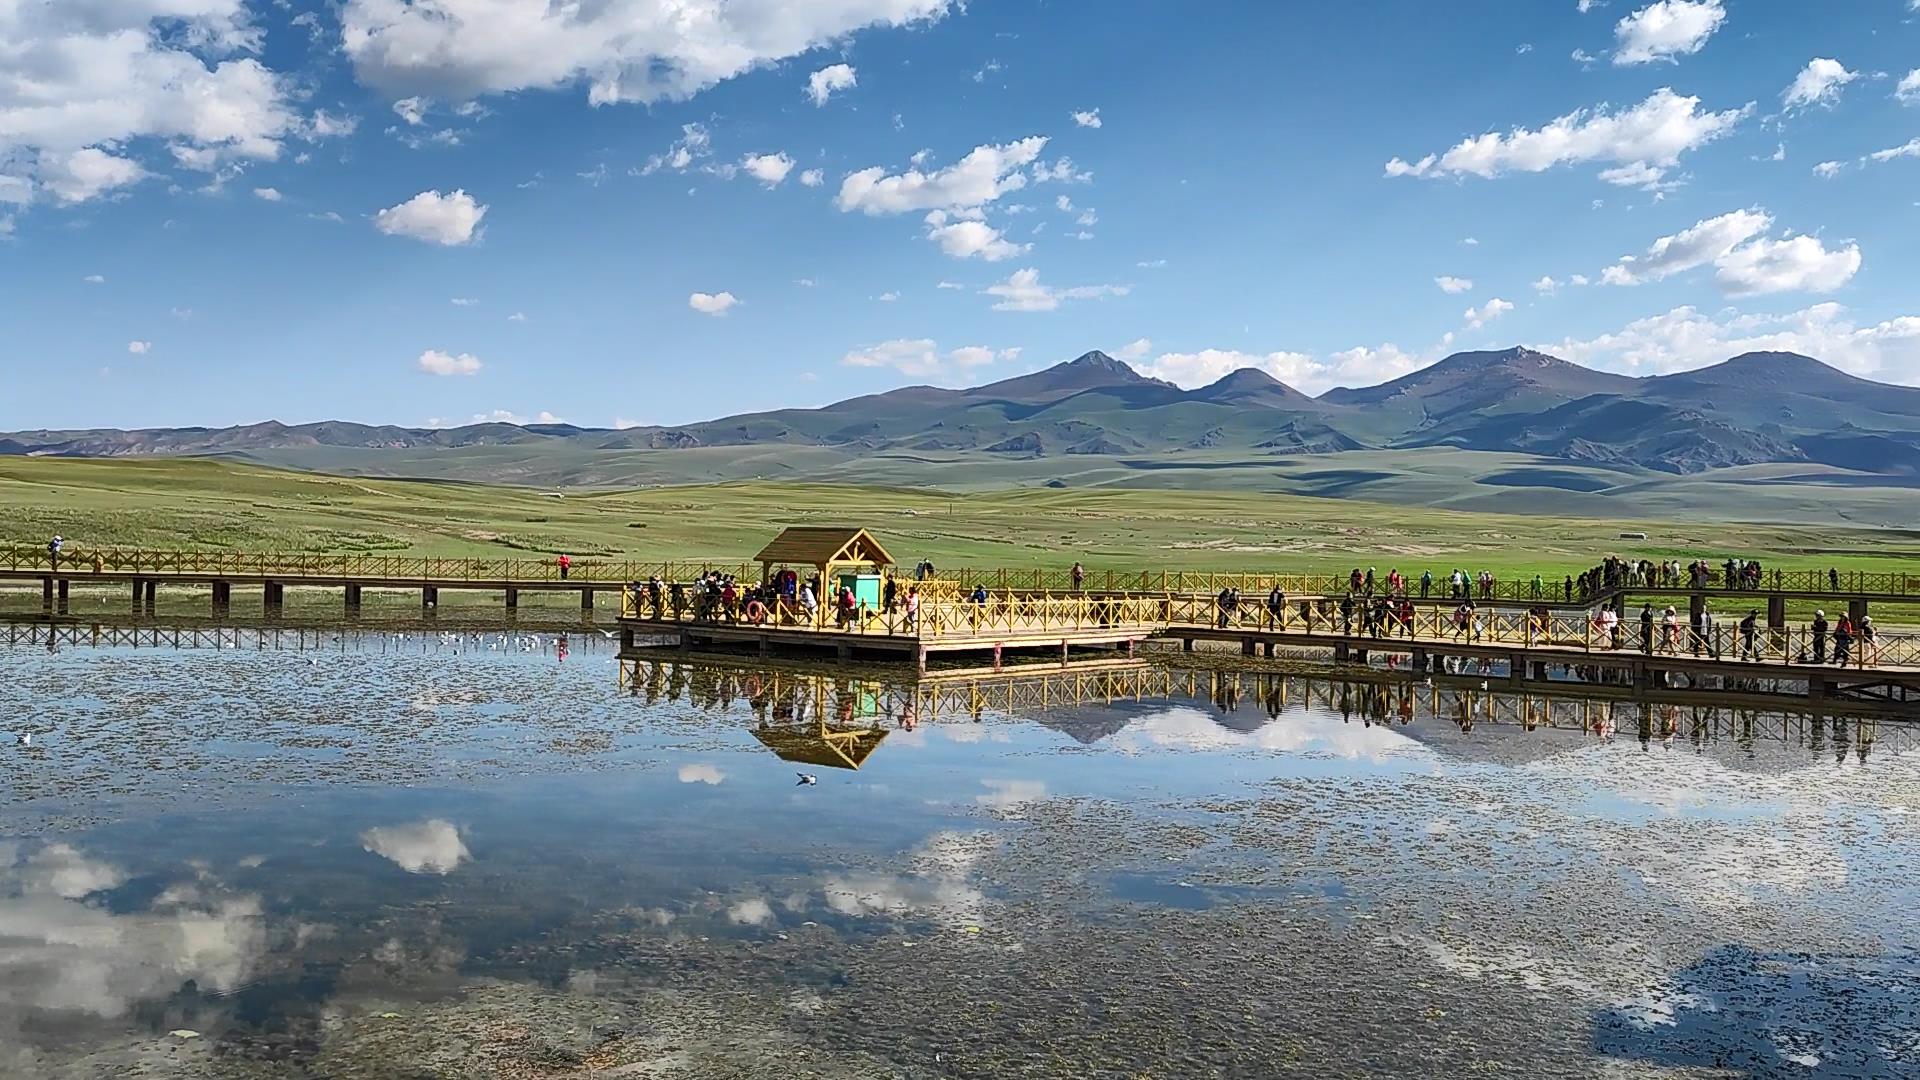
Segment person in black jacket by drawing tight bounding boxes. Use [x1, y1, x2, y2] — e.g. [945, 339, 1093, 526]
[1810, 610, 1829, 664]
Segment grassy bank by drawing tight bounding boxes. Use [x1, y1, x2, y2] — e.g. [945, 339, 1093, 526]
[4, 457, 1917, 584]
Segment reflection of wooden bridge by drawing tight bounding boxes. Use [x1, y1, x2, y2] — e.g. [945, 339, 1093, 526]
[614, 658, 1913, 765]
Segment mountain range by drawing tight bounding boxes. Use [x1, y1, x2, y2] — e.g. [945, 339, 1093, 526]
[8, 347, 1920, 477]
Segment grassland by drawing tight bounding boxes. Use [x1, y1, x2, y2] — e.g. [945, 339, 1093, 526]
[4, 456, 1918, 584]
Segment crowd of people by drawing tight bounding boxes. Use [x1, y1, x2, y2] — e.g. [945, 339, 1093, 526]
[630, 569, 923, 632]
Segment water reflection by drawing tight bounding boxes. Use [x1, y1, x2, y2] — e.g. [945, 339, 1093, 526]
[2, 637, 1917, 1076]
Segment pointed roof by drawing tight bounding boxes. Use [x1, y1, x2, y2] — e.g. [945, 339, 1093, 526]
[754, 526, 895, 568]
[751, 726, 888, 769]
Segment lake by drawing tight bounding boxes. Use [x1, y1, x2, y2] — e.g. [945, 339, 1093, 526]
[3, 627, 1916, 1077]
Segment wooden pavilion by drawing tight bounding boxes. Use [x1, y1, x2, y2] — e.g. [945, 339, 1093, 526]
[755, 527, 896, 626]
[750, 722, 889, 770]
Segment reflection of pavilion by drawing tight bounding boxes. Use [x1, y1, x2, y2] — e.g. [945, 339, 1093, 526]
[750, 723, 888, 770]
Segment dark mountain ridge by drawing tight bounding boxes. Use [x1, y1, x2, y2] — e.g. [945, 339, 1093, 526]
[7, 348, 1916, 477]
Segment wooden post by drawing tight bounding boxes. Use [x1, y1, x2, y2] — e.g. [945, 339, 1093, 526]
[422, 586, 437, 611]
[41, 576, 53, 611]
[1263, 642, 1275, 658]
[620, 627, 635, 651]
[580, 588, 594, 611]
[212, 580, 231, 614]
[505, 587, 518, 609]
[1766, 595, 1787, 630]
[131, 580, 144, 611]
[144, 580, 156, 612]
[1412, 648, 1427, 673]
[56, 578, 69, 614]
[344, 584, 361, 613]
[1848, 598, 1868, 625]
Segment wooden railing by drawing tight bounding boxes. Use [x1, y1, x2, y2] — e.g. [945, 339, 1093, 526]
[6, 546, 1919, 602]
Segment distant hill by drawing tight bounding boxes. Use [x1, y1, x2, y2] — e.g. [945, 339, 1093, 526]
[8, 347, 1920, 480]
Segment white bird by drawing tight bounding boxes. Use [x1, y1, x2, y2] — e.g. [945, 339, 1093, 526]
[16, 733, 30, 746]
[795, 773, 818, 786]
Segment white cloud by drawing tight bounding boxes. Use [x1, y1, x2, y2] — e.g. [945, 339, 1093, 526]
[464, 408, 563, 425]
[1782, 58, 1859, 111]
[1814, 159, 1845, 177]
[1613, 1, 1726, 66]
[924, 211, 1026, 260]
[306, 110, 359, 140]
[984, 268, 1128, 312]
[936, 280, 963, 289]
[1713, 234, 1861, 297]
[1071, 108, 1102, 128]
[392, 96, 429, 126]
[1139, 345, 1424, 395]
[450, 297, 478, 306]
[37, 148, 147, 204]
[373, 189, 487, 245]
[639, 122, 712, 174]
[1435, 275, 1474, 294]
[1599, 208, 1771, 286]
[741, 152, 795, 186]
[1115, 338, 1152, 361]
[1597, 161, 1675, 190]
[1533, 276, 1561, 293]
[726, 897, 774, 925]
[1462, 237, 1479, 246]
[417, 349, 482, 376]
[875, 290, 900, 302]
[252, 187, 282, 202]
[1031, 156, 1092, 183]
[843, 339, 1018, 377]
[83, 274, 105, 285]
[0, 2, 301, 207]
[799, 168, 824, 187]
[806, 63, 857, 106]
[360, 820, 470, 875]
[1898, 70, 1920, 106]
[1869, 138, 1920, 164]
[508, 311, 528, 321]
[341, 1, 952, 105]
[127, 340, 151, 355]
[1544, 302, 1920, 381]
[1463, 298, 1515, 328]
[1385, 88, 1746, 182]
[1578, 0, 1602, 11]
[1597, 208, 1859, 295]
[688, 291, 740, 316]
[836, 137, 1047, 214]
[677, 764, 725, 785]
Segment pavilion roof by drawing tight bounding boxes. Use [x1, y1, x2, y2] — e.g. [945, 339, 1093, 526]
[754, 527, 895, 569]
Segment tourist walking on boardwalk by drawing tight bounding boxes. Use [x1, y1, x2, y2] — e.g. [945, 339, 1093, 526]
[1266, 584, 1286, 628]
[1829, 568, 1840, 591]
[1564, 575, 1574, 603]
[1833, 614, 1854, 667]
[883, 576, 897, 614]
[1640, 604, 1654, 655]
[1660, 606, 1680, 654]
[47, 535, 62, 571]
[1861, 616, 1878, 666]
[1217, 587, 1234, 628]
[557, 553, 571, 580]
[904, 586, 920, 631]
[1397, 596, 1415, 638]
[1739, 610, 1759, 660]
[1599, 605, 1619, 649]
[1810, 610, 1829, 664]
[1072, 562, 1085, 591]
[1531, 573, 1543, 600]
[1339, 592, 1355, 635]
[1420, 570, 1432, 599]
[799, 581, 818, 623]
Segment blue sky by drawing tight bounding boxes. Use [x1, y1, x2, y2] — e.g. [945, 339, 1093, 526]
[3, 0, 1919, 430]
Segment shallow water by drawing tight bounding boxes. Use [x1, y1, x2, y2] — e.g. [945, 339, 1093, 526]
[3, 630, 1918, 1077]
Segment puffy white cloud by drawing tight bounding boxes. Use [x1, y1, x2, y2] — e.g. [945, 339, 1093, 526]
[1543, 302, 1920, 381]
[1435, 275, 1474, 294]
[799, 168, 824, 187]
[1781, 58, 1859, 111]
[1597, 161, 1674, 190]
[836, 137, 1047, 214]
[0, 2, 301, 205]
[983, 267, 1128, 312]
[0, 843, 266, 1019]
[1385, 88, 1746, 182]
[1813, 160, 1844, 178]
[1613, 1, 1726, 66]
[677, 764, 725, 784]
[1601, 208, 1771, 286]
[417, 349, 482, 375]
[1071, 108, 1102, 128]
[127, 340, 151, 355]
[1713, 234, 1861, 297]
[876, 290, 899, 302]
[341, 0, 952, 104]
[726, 897, 774, 925]
[1898, 70, 1920, 106]
[450, 297, 479, 306]
[1598, 208, 1859, 295]
[741, 151, 795, 186]
[806, 63, 857, 106]
[1116, 338, 1152, 360]
[923, 210, 1026, 261]
[1031, 156, 1092, 183]
[639, 122, 712, 174]
[252, 187, 282, 202]
[1868, 138, 1920, 164]
[84, 274, 105, 285]
[373, 189, 487, 245]
[1533, 276, 1561, 293]
[38, 149, 148, 204]
[1138, 345, 1425, 395]
[1136, 258, 1167, 268]
[360, 819, 470, 874]
[842, 338, 1018, 377]
[457, 408, 563, 425]
[306, 110, 359, 140]
[1463, 298, 1515, 328]
[393, 96, 430, 125]
[688, 290, 739, 315]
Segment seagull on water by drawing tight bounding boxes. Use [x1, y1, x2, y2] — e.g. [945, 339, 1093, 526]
[795, 773, 818, 786]
[16, 733, 30, 746]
